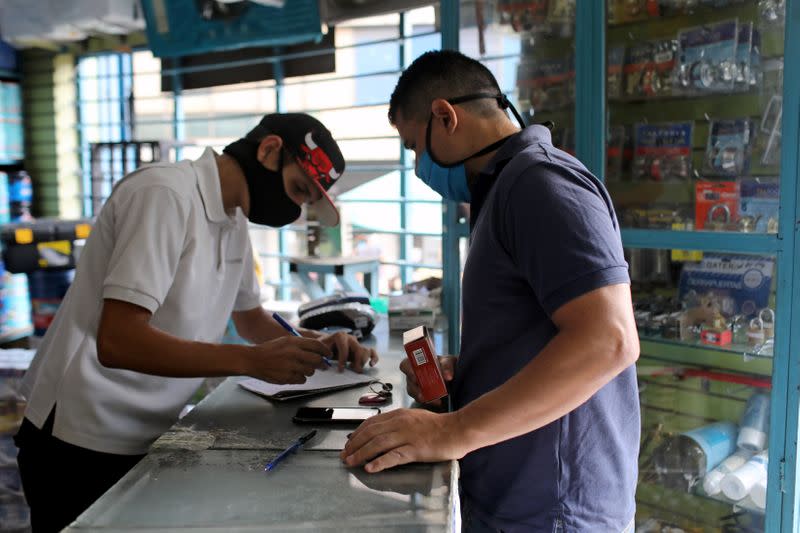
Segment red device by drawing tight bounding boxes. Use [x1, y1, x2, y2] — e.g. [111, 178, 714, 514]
[402, 326, 448, 403]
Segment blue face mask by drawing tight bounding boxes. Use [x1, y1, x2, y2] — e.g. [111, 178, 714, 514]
[417, 92, 527, 203]
[416, 150, 471, 203]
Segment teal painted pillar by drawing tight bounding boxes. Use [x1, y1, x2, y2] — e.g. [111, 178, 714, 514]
[440, 0, 461, 355]
[574, 0, 605, 179]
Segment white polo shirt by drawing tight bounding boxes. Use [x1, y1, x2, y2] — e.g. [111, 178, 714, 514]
[21, 147, 262, 455]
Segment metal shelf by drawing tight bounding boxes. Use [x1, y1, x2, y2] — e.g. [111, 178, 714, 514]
[639, 336, 773, 378]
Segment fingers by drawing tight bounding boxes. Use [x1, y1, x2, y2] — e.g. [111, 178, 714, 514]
[319, 333, 379, 373]
[365, 445, 415, 473]
[439, 356, 457, 381]
[341, 417, 397, 465]
[289, 337, 333, 358]
[333, 333, 349, 372]
[400, 359, 423, 400]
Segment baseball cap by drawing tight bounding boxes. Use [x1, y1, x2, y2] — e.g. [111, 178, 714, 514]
[246, 113, 345, 226]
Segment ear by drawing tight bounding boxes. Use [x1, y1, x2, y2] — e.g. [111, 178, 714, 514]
[256, 134, 283, 170]
[430, 98, 458, 135]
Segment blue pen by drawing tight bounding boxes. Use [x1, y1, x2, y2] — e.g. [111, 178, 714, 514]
[265, 430, 317, 472]
[272, 312, 333, 367]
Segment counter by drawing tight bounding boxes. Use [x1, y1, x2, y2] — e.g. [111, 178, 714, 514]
[65, 322, 458, 532]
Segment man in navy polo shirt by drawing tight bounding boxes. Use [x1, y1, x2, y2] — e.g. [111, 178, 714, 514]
[342, 51, 640, 532]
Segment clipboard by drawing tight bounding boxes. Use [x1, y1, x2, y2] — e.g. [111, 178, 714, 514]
[238, 370, 374, 401]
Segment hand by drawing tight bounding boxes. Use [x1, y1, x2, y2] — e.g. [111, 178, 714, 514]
[319, 331, 379, 372]
[245, 336, 332, 384]
[400, 355, 456, 407]
[340, 408, 467, 473]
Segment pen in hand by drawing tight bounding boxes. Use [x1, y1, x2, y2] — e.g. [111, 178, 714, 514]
[265, 430, 317, 472]
[272, 312, 333, 367]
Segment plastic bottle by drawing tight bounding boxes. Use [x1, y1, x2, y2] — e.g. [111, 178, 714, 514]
[721, 450, 768, 501]
[653, 421, 738, 491]
[702, 450, 752, 496]
[738, 392, 770, 451]
[750, 476, 767, 510]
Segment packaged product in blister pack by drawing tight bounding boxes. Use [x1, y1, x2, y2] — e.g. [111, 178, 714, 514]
[757, 92, 782, 166]
[675, 19, 739, 94]
[607, 45, 625, 101]
[623, 39, 678, 99]
[695, 180, 739, 231]
[496, 0, 550, 34]
[606, 125, 627, 181]
[624, 41, 654, 99]
[703, 118, 753, 177]
[632, 122, 693, 182]
[759, 0, 785, 24]
[518, 56, 574, 112]
[739, 178, 779, 233]
[649, 38, 679, 97]
[734, 22, 754, 90]
[750, 27, 763, 88]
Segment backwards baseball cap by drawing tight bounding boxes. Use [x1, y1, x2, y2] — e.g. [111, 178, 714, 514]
[245, 113, 345, 227]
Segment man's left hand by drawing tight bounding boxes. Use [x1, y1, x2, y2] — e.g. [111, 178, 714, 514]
[341, 408, 467, 473]
[318, 331, 378, 372]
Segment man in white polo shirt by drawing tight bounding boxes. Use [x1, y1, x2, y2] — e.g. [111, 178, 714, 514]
[14, 113, 377, 532]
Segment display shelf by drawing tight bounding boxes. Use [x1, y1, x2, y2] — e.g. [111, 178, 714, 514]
[620, 228, 779, 254]
[637, 481, 765, 527]
[636, 481, 747, 530]
[639, 336, 773, 377]
[608, 3, 782, 57]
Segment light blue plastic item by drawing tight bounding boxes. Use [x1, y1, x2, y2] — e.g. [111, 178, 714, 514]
[683, 421, 739, 473]
[738, 392, 770, 451]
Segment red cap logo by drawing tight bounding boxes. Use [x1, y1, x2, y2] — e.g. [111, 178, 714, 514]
[298, 131, 341, 188]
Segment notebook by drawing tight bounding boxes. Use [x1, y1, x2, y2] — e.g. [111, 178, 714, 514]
[238, 369, 374, 401]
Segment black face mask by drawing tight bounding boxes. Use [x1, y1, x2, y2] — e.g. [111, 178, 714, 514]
[223, 138, 301, 227]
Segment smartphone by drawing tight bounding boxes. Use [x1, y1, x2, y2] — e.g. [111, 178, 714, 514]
[292, 407, 381, 424]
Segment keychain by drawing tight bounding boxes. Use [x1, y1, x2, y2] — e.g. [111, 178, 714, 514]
[359, 382, 393, 406]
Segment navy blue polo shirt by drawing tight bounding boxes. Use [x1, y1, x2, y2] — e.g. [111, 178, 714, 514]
[454, 125, 640, 532]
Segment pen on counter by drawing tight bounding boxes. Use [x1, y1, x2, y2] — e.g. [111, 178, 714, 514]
[265, 430, 317, 472]
[272, 312, 333, 367]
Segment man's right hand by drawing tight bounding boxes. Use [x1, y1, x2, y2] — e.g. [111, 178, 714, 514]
[400, 355, 457, 407]
[246, 336, 333, 384]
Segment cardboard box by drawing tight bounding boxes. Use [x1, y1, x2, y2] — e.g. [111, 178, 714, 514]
[402, 326, 447, 403]
[389, 308, 437, 331]
[701, 327, 732, 347]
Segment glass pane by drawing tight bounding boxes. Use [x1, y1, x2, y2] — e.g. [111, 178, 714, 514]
[629, 247, 775, 530]
[488, 0, 575, 139]
[607, 2, 785, 235]
[132, 51, 174, 141]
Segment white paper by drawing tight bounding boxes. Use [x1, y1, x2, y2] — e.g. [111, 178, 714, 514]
[238, 369, 373, 399]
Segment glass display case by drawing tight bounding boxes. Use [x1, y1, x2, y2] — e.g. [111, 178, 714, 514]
[445, 0, 799, 530]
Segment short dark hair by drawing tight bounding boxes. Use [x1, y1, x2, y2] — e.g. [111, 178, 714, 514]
[388, 50, 504, 124]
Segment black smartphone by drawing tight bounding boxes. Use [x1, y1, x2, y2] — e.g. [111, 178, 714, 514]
[292, 407, 381, 424]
